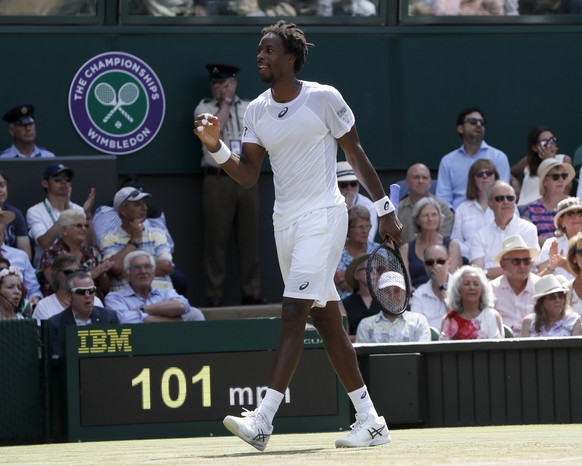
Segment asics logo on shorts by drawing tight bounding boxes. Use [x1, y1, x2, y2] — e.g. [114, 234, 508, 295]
[278, 107, 288, 118]
[299, 282, 310, 290]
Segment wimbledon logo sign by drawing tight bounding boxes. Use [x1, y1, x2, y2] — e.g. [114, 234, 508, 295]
[68, 51, 165, 155]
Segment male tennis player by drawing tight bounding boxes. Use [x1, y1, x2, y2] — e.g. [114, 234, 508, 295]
[194, 20, 402, 451]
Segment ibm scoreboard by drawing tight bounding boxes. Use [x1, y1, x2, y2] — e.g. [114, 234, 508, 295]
[62, 320, 349, 441]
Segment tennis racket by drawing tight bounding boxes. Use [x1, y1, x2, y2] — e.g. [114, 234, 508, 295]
[366, 184, 410, 316]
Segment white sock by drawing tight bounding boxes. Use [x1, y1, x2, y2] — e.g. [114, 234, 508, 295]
[257, 388, 284, 426]
[348, 385, 378, 419]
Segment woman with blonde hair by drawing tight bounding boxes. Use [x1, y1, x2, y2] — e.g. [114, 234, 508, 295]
[0, 266, 31, 320]
[401, 197, 461, 289]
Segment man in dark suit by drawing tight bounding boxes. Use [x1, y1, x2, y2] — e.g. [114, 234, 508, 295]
[49, 270, 118, 356]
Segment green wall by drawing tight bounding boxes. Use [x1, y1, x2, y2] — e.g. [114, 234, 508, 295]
[2, 25, 582, 174]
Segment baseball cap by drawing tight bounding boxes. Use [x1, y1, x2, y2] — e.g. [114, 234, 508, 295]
[378, 271, 406, 290]
[113, 187, 151, 210]
[43, 163, 74, 180]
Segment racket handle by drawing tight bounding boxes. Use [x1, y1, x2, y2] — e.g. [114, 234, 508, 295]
[389, 184, 400, 215]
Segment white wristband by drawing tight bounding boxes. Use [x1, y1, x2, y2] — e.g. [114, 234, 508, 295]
[374, 196, 395, 216]
[208, 140, 231, 165]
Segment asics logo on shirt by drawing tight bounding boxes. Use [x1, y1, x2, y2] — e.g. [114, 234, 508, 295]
[278, 107, 288, 118]
[299, 282, 309, 290]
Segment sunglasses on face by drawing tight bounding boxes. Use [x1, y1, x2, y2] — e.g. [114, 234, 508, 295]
[62, 269, 81, 276]
[502, 257, 532, 266]
[575, 248, 582, 256]
[493, 195, 516, 203]
[546, 173, 569, 181]
[424, 259, 447, 266]
[538, 137, 557, 148]
[545, 292, 565, 301]
[563, 210, 582, 219]
[339, 181, 358, 189]
[71, 286, 96, 296]
[350, 224, 372, 231]
[464, 118, 486, 126]
[475, 169, 495, 178]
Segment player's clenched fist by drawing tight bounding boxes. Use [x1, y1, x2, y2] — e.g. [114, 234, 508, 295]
[193, 113, 221, 150]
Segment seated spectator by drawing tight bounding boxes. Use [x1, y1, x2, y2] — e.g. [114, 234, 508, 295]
[26, 163, 95, 268]
[336, 161, 377, 242]
[340, 253, 380, 339]
[398, 163, 453, 244]
[451, 159, 499, 259]
[33, 254, 103, 325]
[512, 126, 572, 207]
[104, 251, 204, 323]
[0, 266, 31, 320]
[100, 187, 174, 292]
[470, 180, 539, 280]
[48, 271, 119, 356]
[0, 104, 55, 159]
[536, 197, 582, 280]
[565, 232, 582, 313]
[490, 234, 540, 335]
[401, 197, 461, 290]
[356, 271, 431, 343]
[521, 157, 575, 246]
[436, 107, 510, 210]
[40, 209, 111, 297]
[441, 265, 504, 340]
[521, 274, 582, 337]
[0, 210, 42, 304]
[0, 173, 31, 259]
[93, 177, 188, 295]
[410, 244, 451, 329]
[335, 205, 380, 299]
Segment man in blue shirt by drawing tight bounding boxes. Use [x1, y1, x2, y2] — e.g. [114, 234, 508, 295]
[104, 250, 204, 323]
[0, 104, 55, 158]
[436, 107, 510, 210]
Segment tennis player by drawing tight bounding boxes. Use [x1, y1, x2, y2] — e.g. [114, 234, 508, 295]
[194, 20, 402, 451]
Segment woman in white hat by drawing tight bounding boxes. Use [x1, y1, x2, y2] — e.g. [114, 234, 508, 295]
[441, 265, 503, 340]
[521, 275, 582, 337]
[521, 157, 575, 246]
[537, 197, 582, 279]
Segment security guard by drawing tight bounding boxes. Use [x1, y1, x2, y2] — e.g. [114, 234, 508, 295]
[194, 64, 263, 307]
[0, 104, 55, 158]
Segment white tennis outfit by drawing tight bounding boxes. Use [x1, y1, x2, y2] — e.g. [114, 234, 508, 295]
[243, 81, 354, 306]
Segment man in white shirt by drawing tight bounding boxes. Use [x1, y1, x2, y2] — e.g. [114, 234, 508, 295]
[490, 234, 540, 335]
[410, 244, 451, 329]
[470, 181, 539, 280]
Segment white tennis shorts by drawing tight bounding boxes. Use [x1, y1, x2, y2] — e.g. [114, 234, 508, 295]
[274, 206, 348, 308]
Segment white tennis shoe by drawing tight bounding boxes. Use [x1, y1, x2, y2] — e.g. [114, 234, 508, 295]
[223, 408, 273, 452]
[335, 413, 391, 448]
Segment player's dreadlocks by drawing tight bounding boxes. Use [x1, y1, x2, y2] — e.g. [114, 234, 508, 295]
[261, 21, 314, 74]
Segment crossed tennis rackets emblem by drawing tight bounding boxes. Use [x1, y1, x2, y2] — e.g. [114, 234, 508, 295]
[94, 82, 140, 123]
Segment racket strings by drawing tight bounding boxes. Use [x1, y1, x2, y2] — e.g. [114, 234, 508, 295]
[367, 247, 409, 315]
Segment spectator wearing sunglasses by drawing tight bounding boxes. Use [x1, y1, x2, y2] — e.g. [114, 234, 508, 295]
[489, 235, 540, 334]
[40, 209, 112, 297]
[48, 271, 118, 356]
[565, 231, 582, 314]
[399, 163, 453, 244]
[436, 107, 510, 210]
[469, 181, 539, 280]
[511, 126, 572, 207]
[100, 187, 173, 292]
[0, 104, 55, 159]
[32, 254, 103, 325]
[26, 163, 96, 268]
[410, 244, 452, 329]
[521, 158, 575, 246]
[337, 161, 377, 242]
[538, 197, 582, 280]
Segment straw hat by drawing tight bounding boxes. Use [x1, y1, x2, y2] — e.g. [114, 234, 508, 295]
[538, 157, 575, 196]
[378, 271, 406, 290]
[494, 234, 539, 265]
[0, 207, 16, 225]
[532, 275, 567, 301]
[554, 196, 582, 230]
[345, 253, 370, 289]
